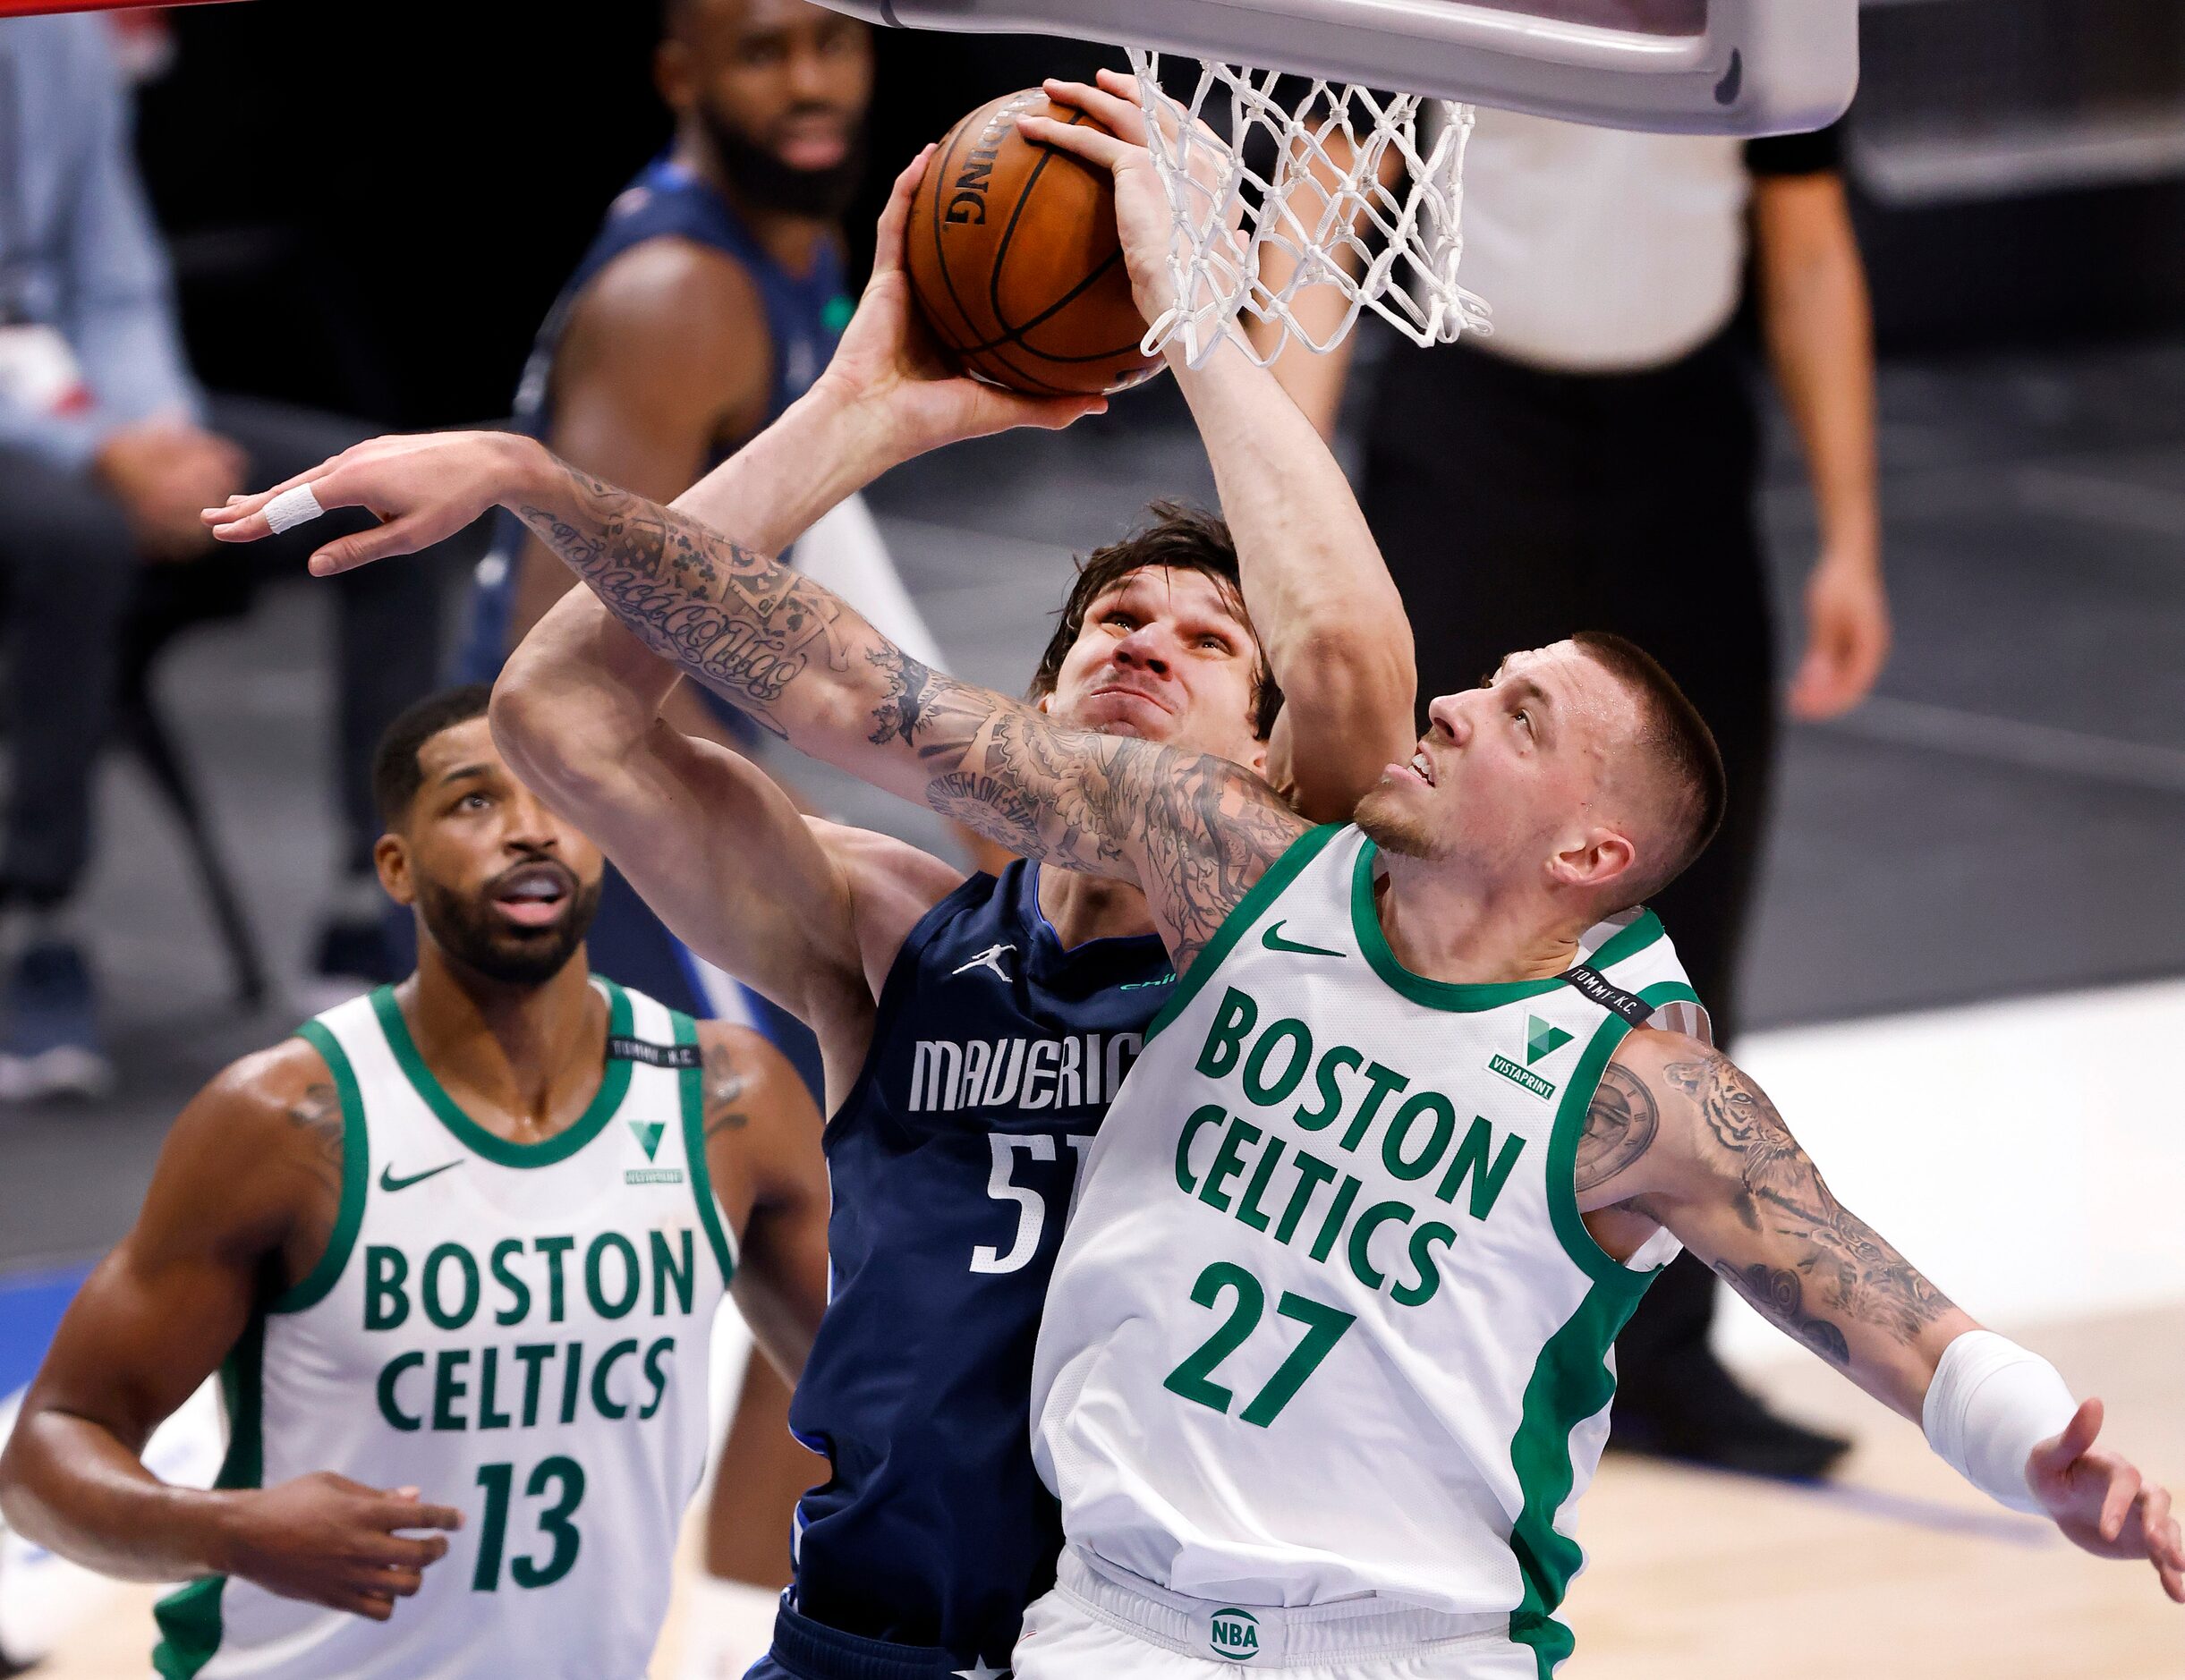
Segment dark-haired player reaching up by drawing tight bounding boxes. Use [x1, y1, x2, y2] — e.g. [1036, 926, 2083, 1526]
[206, 75, 1424, 1680]
[210, 75, 2183, 1680]
[0, 687, 829, 1679]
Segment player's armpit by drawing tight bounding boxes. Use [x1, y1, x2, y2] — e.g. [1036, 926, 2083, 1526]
[701, 1025, 830, 1380]
[1583, 1031, 1976, 1421]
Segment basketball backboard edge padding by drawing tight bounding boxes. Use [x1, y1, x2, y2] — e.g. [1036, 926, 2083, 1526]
[816, 0, 1856, 138]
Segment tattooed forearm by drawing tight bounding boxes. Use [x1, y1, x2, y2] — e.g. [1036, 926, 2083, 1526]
[515, 458, 1307, 967]
[1714, 1261, 1853, 1367]
[515, 465, 853, 740]
[1577, 1063, 1657, 1192]
[1664, 1054, 1955, 1350]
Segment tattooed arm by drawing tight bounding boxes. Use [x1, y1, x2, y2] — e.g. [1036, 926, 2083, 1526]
[210, 427, 1308, 971]
[1575, 1030, 1974, 1421]
[0, 1041, 463, 1602]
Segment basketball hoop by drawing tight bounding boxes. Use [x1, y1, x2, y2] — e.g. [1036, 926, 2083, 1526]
[1126, 54, 1490, 368]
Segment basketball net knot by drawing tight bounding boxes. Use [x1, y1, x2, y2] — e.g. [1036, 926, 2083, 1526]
[1127, 51, 1492, 369]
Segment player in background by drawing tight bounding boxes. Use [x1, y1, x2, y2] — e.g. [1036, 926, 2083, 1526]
[208, 75, 1418, 1680]
[0, 686, 830, 1679]
[448, 6, 960, 1658]
[211, 78, 2184, 1674]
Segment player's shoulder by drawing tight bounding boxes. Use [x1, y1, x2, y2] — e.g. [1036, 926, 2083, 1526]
[155, 1034, 346, 1190]
[808, 817, 971, 955]
[692, 1019, 817, 1123]
[571, 235, 767, 355]
[1603, 1024, 1718, 1092]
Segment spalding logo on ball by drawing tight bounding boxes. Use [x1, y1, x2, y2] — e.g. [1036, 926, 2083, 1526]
[906, 89, 1167, 398]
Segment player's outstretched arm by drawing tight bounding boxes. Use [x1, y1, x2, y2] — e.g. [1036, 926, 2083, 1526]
[1581, 1030, 2184, 1600]
[0, 1045, 462, 1614]
[1024, 72, 1420, 821]
[209, 440, 1308, 973]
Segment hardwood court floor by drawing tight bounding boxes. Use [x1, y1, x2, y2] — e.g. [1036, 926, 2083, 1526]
[38, 1301, 2181, 1679]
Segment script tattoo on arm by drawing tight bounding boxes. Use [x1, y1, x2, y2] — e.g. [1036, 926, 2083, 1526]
[514, 461, 1308, 972]
[1662, 1054, 1954, 1368]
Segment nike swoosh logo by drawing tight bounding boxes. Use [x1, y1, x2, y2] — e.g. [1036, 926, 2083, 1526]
[379, 1160, 463, 1193]
[1262, 921, 1345, 958]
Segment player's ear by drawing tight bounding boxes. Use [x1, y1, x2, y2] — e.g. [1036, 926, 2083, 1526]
[1548, 826, 1635, 895]
[375, 832, 416, 908]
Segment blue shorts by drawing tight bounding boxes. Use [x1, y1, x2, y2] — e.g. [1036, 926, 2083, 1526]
[746, 1601, 992, 1680]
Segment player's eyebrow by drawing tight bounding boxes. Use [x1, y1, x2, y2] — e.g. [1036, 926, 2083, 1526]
[1501, 676, 1556, 742]
[435, 763, 494, 788]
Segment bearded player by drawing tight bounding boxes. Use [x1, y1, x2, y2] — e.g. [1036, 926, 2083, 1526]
[204, 78, 1421, 1680]
[207, 77, 2183, 1677]
[0, 686, 829, 1677]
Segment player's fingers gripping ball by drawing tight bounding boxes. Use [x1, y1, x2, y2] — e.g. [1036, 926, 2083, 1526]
[906, 89, 1164, 397]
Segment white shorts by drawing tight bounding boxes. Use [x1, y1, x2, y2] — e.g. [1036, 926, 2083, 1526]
[1012, 1550, 1542, 1679]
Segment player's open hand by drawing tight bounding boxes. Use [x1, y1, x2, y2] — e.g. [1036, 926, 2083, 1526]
[204, 430, 540, 576]
[2027, 1397, 2185, 1601]
[217, 1472, 462, 1621]
[816, 146, 1106, 459]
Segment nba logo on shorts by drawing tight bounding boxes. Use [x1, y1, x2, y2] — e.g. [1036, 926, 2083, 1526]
[1208, 1608, 1261, 1661]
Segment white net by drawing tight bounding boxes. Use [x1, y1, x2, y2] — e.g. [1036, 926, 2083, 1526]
[1127, 50, 1492, 368]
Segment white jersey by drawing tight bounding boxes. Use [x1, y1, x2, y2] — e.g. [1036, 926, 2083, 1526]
[1030, 827, 1705, 1671]
[154, 980, 732, 1680]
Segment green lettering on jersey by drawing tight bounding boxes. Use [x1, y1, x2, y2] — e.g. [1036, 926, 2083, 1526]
[1339, 1062, 1409, 1152]
[584, 1233, 641, 1320]
[432, 1349, 471, 1431]
[1291, 1046, 1361, 1132]
[422, 1243, 480, 1331]
[1240, 1018, 1313, 1107]
[1195, 988, 1258, 1079]
[1233, 1135, 1288, 1233]
[1436, 1116, 1527, 1220]
[535, 1235, 575, 1323]
[650, 1229, 694, 1317]
[1175, 1104, 1226, 1194]
[591, 1337, 639, 1421]
[639, 1336, 676, 1420]
[1272, 1150, 1338, 1244]
[364, 1246, 409, 1331]
[1346, 1200, 1414, 1292]
[376, 1351, 424, 1431]
[491, 1240, 531, 1326]
[1197, 1117, 1261, 1213]
[1382, 1091, 1457, 1182]
[477, 1347, 514, 1430]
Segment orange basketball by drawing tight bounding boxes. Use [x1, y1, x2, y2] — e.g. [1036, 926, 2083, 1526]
[905, 89, 1164, 398]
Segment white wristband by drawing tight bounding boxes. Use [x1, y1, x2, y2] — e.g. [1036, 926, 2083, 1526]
[263, 483, 326, 535]
[1922, 1328, 2078, 1515]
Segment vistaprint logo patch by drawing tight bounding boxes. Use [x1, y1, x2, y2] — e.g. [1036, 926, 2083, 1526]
[1208, 1608, 1262, 1661]
[625, 1117, 683, 1186]
[1526, 1013, 1573, 1065]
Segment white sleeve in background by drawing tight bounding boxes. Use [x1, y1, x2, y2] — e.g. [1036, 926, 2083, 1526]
[791, 493, 948, 675]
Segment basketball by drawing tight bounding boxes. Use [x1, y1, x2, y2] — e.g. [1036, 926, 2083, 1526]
[905, 89, 1164, 397]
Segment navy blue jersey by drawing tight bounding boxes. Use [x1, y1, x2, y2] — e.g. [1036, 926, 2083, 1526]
[455, 152, 850, 684]
[787, 860, 1173, 1673]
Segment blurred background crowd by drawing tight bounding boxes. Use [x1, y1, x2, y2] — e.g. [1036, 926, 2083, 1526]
[2, 1, 2183, 1667]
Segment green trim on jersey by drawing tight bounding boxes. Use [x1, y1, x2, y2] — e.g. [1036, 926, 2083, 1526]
[1509, 976, 1702, 1677]
[1504, 1279, 1652, 1679]
[676, 1009, 735, 1287]
[1577, 908, 1665, 975]
[152, 1313, 270, 1676]
[1350, 842, 1547, 1012]
[1145, 824, 1339, 1042]
[270, 1020, 370, 1315]
[370, 980, 635, 1167]
[1543, 980, 1701, 1288]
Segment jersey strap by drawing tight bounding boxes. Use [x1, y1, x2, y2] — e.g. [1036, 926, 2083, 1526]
[1557, 964, 1653, 1026]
